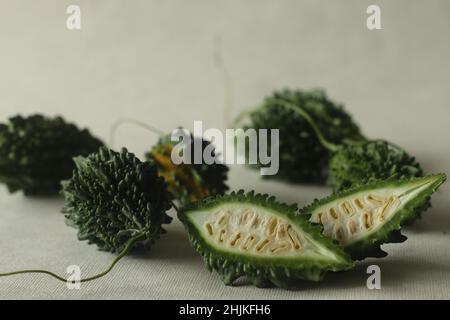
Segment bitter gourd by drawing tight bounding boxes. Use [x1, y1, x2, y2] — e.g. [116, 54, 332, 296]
[303, 174, 446, 260]
[0, 114, 103, 196]
[146, 132, 229, 205]
[179, 191, 353, 288]
[268, 99, 424, 192]
[327, 139, 423, 191]
[234, 89, 364, 184]
[62, 147, 173, 253]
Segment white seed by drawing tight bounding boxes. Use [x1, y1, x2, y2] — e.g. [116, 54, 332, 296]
[205, 223, 214, 236]
[354, 198, 365, 210]
[269, 241, 290, 254]
[379, 195, 398, 221]
[366, 194, 385, 206]
[250, 215, 260, 228]
[255, 238, 271, 252]
[265, 217, 278, 236]
[362, 211, 373, 229]
[228, 232, 242, 246]
[347, 219, 357, 235]
[217, 228, 227, 243]
[287, 227, 302, 250]
[240, 209, 254, 225]
[340, 201, 354, 215]
[216, 211, 230, 227]
[333, 224, 345, 242]
[329, 207, 340, 220]
[240, 234, 256, 250]
[276, 223, 289, 240]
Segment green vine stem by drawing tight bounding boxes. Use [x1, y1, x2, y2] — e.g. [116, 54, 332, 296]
[232, 99, 340, 152]
[109, 118, 165, 148]
[0, 233, 145, 284]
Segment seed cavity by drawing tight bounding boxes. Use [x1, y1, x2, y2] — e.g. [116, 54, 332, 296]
[316, 212, 323, 223]
[287, 227, 302, 250]
[250, 215, 260, 228]
[312, 192, 402, 244]
[229, 232, 242, 246]
[276, 223, 288, 239]
[204, 208, 309, 256]
[347, 219, 357, 235]
[255, 238, 271, 252]
[333, 224, 345, 242]
[269, 241, 290, 254]
[218, 228, 227, 243]
[354, 198, 365, 210]
[329, 207, 339, 220]
[362, 211, 373, 229]
[205, 223, 214, 236]
[265, 217, 278, 236]
[366, 194, 384, 206]
[241, 234, 256, 251]
[379, 195, 398, 221]
[340, 201, 354, 215]
[216, 211, 230, 227]
[240, 209, 254, 225]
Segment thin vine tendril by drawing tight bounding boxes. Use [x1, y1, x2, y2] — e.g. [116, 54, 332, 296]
[109, 118, 165, 148]
[0, 233, 145, 284]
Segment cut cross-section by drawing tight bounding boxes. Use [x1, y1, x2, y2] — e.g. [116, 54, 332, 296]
[178, 191, 353, 288]
[304, 174, 446, 260]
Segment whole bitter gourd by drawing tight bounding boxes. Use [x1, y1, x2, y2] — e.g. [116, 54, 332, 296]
[327, 139, 423, 191]
[62, 147, 173, 253]
[146, 132, 229, 205]
[234, 89, 365, 184]
[0, 114, 103, 196]
[303, 174, 446, 260]
[269, 100, 423, 192]
[178, 191, 353, 288]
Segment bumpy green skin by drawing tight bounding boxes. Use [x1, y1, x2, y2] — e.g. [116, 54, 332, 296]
[62, 147, 173, 253]
[179, 191, 353, 289]
[241, 89, 364, 184]
[146, 133, 229, 205]
[301, 174, 446, 260]
[328, 139, 423, 191]
[0, 114, 103, 196]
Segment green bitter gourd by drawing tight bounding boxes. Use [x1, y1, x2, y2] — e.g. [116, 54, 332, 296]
[269, 99, 423, 192]
[1, 147, 174, 284]
[233, 89, 365, 184]
[302, 174, 446, 260]
[62, 146, 173, 253]
[0, 114, 104, 196]
[178, 191, 353, 288]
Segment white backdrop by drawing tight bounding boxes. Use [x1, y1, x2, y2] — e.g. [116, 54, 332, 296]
[0, 0, 449, 299]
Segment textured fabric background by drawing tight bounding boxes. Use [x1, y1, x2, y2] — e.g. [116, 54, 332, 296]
[0, 0, 449, 299]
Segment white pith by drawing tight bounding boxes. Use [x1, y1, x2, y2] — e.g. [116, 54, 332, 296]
[189, 203, 343, 262]
[310, 178, 435, 245]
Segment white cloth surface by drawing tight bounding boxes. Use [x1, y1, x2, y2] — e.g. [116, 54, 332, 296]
[0, 0, 449, 299]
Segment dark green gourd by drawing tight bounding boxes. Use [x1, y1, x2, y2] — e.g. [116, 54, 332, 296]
[302, 174, 446, 260]
[62, 147, 173, 253]
[0, 114, 103, 196]
[234, 89, 364, 184]
[178, 191, 353, 288]
[327, 139, 423, 191]
[270, 100, 424, 192]
[1, 147, 174, 283]
[146, 132, 229, 205]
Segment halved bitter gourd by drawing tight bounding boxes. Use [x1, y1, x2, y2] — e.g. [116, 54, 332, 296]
[178, 191, 353, 288]
[303, 174, 446, 260]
